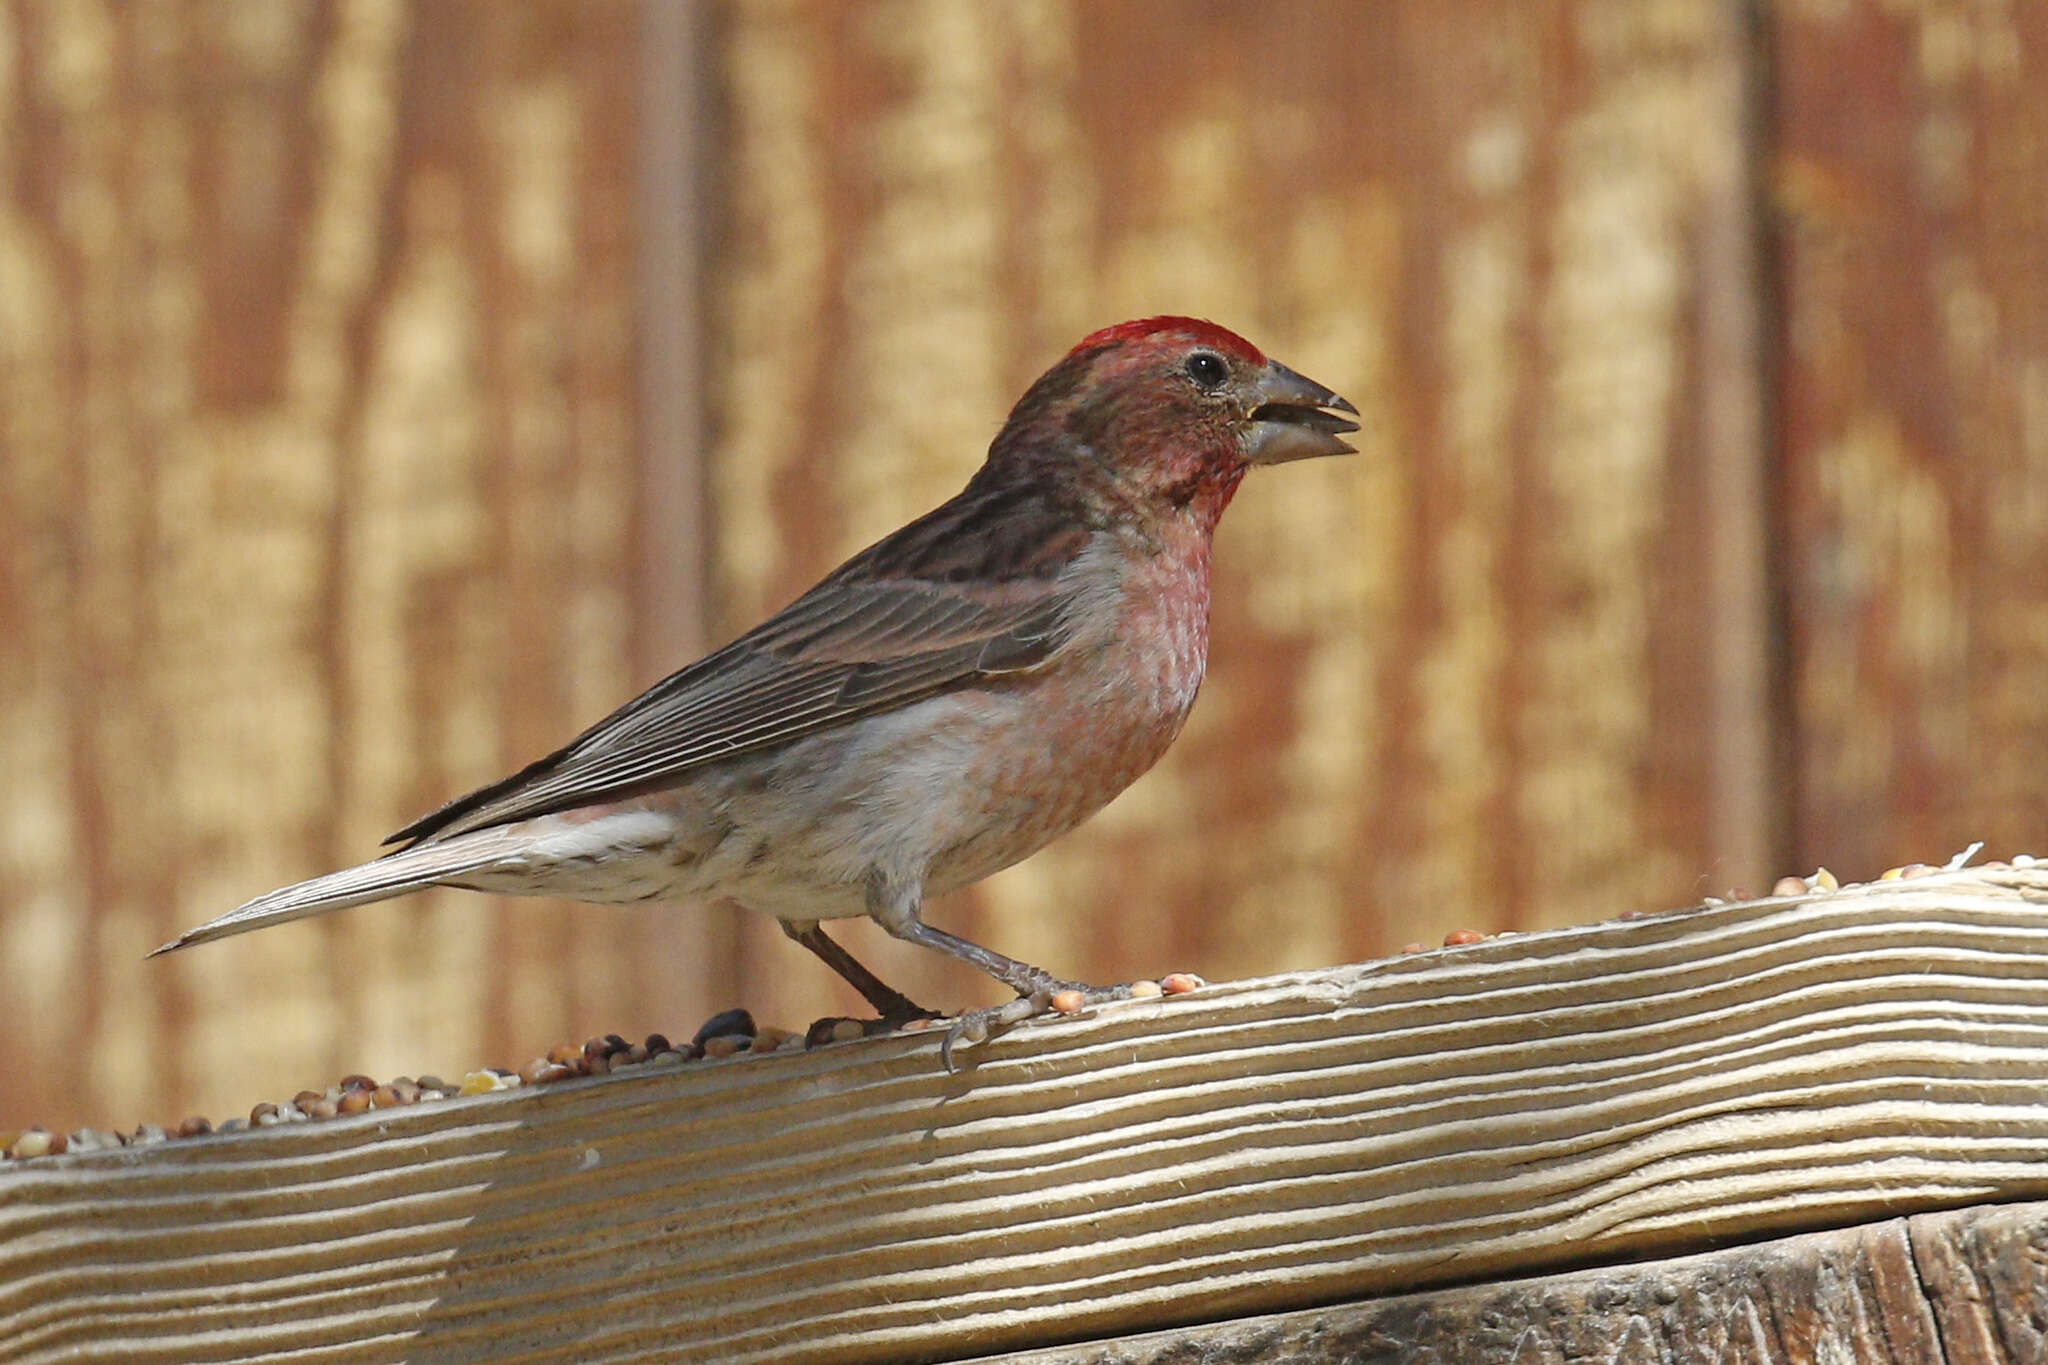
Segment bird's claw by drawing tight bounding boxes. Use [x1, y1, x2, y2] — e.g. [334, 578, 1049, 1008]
[939, 995, 1040, 1073]
[939, 982, 1130, 1073]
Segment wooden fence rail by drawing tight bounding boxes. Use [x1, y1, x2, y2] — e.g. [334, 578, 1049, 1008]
[5, 864, 2048, 1362]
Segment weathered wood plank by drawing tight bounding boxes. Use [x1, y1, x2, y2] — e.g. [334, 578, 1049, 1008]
[997, 1201, 2048, 1364]
[5, 866, 2048, 1363]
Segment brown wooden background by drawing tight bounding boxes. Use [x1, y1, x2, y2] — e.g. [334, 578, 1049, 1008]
[2, 0, 2043, 1136]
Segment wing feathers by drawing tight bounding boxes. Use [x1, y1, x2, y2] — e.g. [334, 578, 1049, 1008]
[387, 499, 1104, 847]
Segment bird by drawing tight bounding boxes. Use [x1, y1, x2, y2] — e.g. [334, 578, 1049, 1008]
[152, 316, 1358, 1064]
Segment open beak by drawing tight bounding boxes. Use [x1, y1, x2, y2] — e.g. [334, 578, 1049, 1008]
[1239, 360, 1360, 465]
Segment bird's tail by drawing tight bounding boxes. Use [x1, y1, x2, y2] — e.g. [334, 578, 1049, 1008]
[148, 833, 516, 957]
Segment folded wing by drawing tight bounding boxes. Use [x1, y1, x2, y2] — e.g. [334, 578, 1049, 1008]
[388, 483, 1096, 846]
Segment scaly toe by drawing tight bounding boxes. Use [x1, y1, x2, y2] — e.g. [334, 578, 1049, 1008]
[937, 982, 1139, 1072]
[940, 995, 1048, 1072]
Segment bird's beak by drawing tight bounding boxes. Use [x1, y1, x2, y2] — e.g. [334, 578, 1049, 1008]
[1239, 360, 1360, 465]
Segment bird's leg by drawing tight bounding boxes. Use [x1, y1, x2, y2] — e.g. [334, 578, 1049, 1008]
[867, 878, 1118, 1070]
[779, 919, 939, 1024]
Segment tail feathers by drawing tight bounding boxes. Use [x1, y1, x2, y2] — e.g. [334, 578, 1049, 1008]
[149, 836, 514, 957]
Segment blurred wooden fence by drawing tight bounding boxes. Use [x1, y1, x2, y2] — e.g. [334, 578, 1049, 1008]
[1, 0, 2044, 1135]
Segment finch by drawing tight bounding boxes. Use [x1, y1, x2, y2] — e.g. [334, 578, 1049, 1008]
[154, 317, 1358, 1062]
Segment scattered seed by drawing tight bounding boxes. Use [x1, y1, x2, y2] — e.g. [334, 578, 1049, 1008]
[307, 1098, 338, 1120]
[1812, 867, 1839, 891]
[1772, 875, 1807, 896]
[338, 1074, 376, 1094]
[176, 1116, 213, 1139]
[701, 1035, 750, 1059]
[1128, 979, 1163, 999]
[1160, 973, 1204, 995]
[10, 1129, 52, 1159]
[249, 1103, 279, 1126]
[1443, 928, 1486, 947]
[336, 1090, 372, 1116]
[1399, 941, 1427, 954]
[1049, 989, 1087, 1015]
[1902, 863, 1937, 879]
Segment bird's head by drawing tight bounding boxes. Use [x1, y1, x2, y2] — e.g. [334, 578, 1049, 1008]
[989, 317, 1359, 530]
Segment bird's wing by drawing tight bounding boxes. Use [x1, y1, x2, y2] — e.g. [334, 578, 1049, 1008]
[386, 490, 1098, 846]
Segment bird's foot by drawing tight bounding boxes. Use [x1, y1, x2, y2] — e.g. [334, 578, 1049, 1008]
[939, 981, 1130, 1073]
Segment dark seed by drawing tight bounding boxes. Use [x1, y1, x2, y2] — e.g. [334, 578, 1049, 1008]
[693, 1009, 756, 1046]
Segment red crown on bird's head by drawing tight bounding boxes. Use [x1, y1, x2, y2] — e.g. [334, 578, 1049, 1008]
[1067, 316, 1267, 367]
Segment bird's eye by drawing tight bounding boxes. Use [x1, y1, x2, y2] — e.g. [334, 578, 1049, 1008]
[1184, 351, 1228, 391]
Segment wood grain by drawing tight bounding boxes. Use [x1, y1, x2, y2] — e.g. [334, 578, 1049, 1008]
[0, 0, 689, 1135]
[6, 866, 2048, 1363]
[996, 1202, 2048, 1364]
[1773, 0, 2048, 877]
